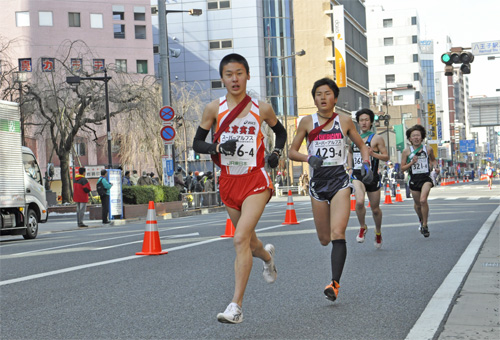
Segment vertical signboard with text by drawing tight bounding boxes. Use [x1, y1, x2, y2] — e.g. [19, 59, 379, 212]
[333, 5, 346, 88]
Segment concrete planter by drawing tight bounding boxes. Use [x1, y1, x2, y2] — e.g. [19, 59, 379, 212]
[88, 201, 183, 220]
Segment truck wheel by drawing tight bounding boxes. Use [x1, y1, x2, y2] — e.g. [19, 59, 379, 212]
[23, 209, 38, 239]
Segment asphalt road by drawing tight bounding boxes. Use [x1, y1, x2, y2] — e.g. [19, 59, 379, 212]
[1, 181, 499, 340]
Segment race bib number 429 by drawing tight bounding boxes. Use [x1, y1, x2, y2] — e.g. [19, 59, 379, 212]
[311, 139, 344, 166]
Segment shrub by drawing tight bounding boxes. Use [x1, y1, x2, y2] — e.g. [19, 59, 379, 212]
[122, 185, 180, 205]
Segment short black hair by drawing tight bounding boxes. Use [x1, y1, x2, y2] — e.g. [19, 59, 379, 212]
[78, 167, 86, 175]
[219, 53, 249, 78]
[406, 124, 426, 140]
[100, 169, 107, 176]
[355, 108, 375, 126]
[311, 78, 340, 99]
[125, 170, 130, 176]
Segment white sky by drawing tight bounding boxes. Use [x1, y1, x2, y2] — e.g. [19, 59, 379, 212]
[365, 0, 500, 98]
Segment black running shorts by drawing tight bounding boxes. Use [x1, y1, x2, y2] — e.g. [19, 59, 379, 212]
[309, 173, 352, 202]
[409, 176, 433, 192]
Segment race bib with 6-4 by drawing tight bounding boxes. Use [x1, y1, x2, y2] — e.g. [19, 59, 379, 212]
[220, 134, 257, 167]
[310, 139, 345, 166]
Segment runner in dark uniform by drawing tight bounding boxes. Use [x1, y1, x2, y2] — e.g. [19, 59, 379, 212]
[348, 109, 389, 248]
[289, 78, 373, 303]
[401, 125, 437, 238]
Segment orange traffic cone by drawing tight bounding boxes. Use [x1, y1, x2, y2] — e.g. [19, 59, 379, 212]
[395, 183, 404, 202]
[383, 184, 393, 204]
[282, 190, 299, 225]
[136, 201, 168, 255]
[367, 201, 371, 208]
[350, 194, 356, 211]
[221, 213, 235, 238]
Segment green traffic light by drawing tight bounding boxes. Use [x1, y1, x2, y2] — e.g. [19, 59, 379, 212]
[441, 54, 451, 63]
[374, 115, 379, 121]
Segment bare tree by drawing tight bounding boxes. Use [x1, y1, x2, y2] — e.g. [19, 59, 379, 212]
[20, 40, 152, 203]
[117, 81, 208, 181]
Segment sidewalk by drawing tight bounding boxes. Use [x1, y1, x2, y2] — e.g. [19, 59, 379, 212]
[438, 210, 500, 339]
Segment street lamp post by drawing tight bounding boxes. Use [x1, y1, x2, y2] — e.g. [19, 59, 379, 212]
[278, 49, 306, 186]
[13, 71, 27, 146]
[66, 69, 113, 168]
[157, 2, 202, 184]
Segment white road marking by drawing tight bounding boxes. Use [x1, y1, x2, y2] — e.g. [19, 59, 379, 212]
[405, 205, 500, 340]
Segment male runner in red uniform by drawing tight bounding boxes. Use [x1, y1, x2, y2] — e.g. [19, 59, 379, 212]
[193, 53, 287, 324]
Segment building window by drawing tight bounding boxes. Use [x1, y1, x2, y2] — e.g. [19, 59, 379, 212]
[134, 6, 146, 20]
[412, 35, 418, 44]
[75, 142, 86, 156]
[135, 25, 146, 39]
[386, 74, 395, 83]
[208, 0, 231, 9]
[112, 5, 125, 20]
[137, 60, 148, 74]
[39, 11, 53, 26]
[114, 24, 125, 39]
[209, 39, 233, 50]
[383, 18, 392, 28]
[116, 59, 127, 73]
[414, 72, 420, 81]
[211, 80, 225, 89]
[413, 54, 419, 62]
[153, 45, 159, 54]
[90, 13, 103, 28]
[16, 12, 30, 27]
[384, 37, 393, 46]
[411, 16, 417, 25]
[385, 56, 394, 65]
[394, 95, 403, 101]
[69, 12, 81, 27]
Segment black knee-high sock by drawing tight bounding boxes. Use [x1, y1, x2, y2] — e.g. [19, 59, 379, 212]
[331, 239, 347, 284]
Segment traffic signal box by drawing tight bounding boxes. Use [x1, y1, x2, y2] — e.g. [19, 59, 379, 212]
[441, 47, 474, 76]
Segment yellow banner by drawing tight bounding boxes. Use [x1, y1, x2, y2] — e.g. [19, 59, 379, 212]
[427, 102, 436, 140]
[333, 5, 346, 87]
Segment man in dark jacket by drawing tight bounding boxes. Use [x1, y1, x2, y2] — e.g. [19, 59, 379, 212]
[97, 169, 113, 224]
[73, 167, 91, 227]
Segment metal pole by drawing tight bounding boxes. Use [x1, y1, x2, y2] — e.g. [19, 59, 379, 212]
[104, 69, 112, 169]
[19, 82, 24, 146]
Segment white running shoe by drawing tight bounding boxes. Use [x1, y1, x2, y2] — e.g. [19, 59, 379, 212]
[217, 302, 243, 324]
[356, 225, 368, 243]
[262, 244, 277, 283]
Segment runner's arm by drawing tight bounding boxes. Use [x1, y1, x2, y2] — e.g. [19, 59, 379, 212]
[400, 148, 414, 172]
[193, 100, 221, 155]
[371, 135, 390, 162]
[288, 116, 311, 162]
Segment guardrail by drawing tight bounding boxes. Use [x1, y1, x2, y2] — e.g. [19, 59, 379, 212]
[275, 185, 301, 196]
[181, 191, 222, 211]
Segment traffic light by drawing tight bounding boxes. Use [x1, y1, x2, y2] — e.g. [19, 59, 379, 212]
[441, 49, 474, 76]
[194, 152, 200, 160]
[374, 114, 380, 127]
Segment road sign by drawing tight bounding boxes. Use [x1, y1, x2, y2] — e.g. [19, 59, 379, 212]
[471, 41, 500, 56]
[160, 125, 176, 144]
[159, 106, 175, 122]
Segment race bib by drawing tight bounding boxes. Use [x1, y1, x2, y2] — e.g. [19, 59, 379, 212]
[311, 139, 344, 166]
[353, 152, 362, 170]
[220, 133, 257, 167]
[411, 153, 429, 174]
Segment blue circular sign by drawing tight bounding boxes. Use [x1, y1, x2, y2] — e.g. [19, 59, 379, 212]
[159, 106, 175, 121]
[160, 126, 176, 141]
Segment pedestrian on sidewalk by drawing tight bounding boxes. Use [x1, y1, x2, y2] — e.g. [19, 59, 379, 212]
[97, 169, 113, 224]
[288, 78, 373, 304]
[73, 167, 91, 228]
[193, 53, 286, 324]
[401, 124, 437, 237]
[347, 108, 389, 249]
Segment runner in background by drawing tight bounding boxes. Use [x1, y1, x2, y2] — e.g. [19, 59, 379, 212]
[401, 125, 437, 238]
[347, 108, 389, 248]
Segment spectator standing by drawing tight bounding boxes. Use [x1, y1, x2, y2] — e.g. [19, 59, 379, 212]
[97, 169, 112, 224]
[130, 170, 140, 186]
[150, 172, 159, 185]
[138, 171, 153, 186]
[387, 162, 396, 196]
[174, 166, 185, 192]
[73, 167, 91, 227]
[185, 171, 193, 192]
[122, 171, 132, 186]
